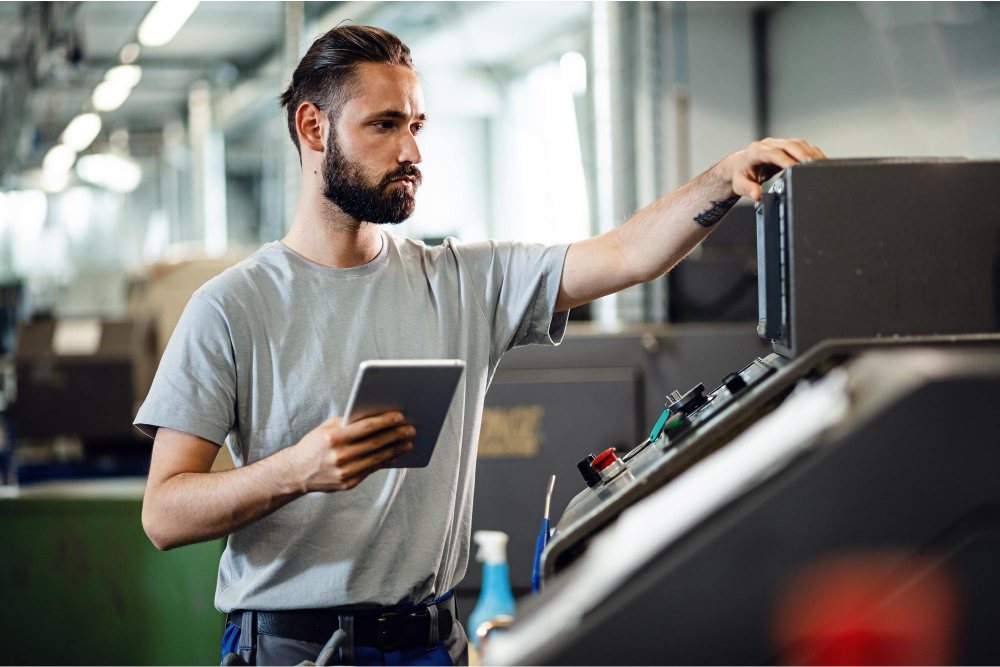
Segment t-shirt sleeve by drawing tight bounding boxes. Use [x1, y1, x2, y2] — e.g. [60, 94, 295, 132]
[456, 240, 571, 363]
[133, 293, 237, 446]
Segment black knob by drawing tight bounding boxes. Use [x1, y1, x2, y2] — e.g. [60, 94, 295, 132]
[723, 372, 747, 395]
[577, 455, 601, 487]
[668, 383, 707, 415]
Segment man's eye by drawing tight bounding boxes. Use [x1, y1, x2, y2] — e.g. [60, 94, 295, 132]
[376, 121, 395, 130]
[412, 124, 424, 135]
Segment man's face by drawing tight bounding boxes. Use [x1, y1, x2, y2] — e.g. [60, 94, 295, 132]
[322, 62, 425, 224]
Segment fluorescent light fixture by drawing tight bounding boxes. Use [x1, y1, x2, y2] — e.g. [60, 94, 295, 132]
[119, 42, 141, 64]
[42, 169, 70, 193]
[92, 80, 132, 112]
[560, 51, 588, 96]
[43, 144, 76, 193]
[138, 0, 199, 47]
[60, 113, 102, 152]
[43, 144, 77, 174]
[105, 64, 142, 88]
[76, 153, 143, 193]
[91, 65, 141, 112]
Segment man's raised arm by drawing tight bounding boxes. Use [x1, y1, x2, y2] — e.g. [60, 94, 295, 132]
[556, 138, 826, 312]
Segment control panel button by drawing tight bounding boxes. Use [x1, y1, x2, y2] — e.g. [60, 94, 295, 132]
[577, 454, 601, 487]
[723, 372, 747, 395]
[668, 383, 708, 415]
[591, 447, 620, 472]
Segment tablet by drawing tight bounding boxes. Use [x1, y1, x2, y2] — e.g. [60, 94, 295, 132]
[342, 359, 466, 468]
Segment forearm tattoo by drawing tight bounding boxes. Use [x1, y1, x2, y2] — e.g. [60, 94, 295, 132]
[693, 195, 740, 227]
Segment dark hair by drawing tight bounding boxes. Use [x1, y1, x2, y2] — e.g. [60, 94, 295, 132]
[279, 25, 414, 153]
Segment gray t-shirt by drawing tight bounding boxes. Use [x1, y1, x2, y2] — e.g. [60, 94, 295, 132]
[134, 230, 569, 612]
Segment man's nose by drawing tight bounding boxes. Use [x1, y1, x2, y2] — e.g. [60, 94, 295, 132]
[398, 131, 421, 165]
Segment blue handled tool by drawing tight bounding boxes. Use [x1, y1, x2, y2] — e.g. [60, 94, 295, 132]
[530, 474, 556, 593]
[623, 408, 672, 463]
[648, 408, 672, 443]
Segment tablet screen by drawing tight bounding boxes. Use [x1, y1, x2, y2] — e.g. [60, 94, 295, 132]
[342, 359, 465, 468]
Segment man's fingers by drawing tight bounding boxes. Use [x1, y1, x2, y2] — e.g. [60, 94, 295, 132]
[796, 138, 826, 160]
[339, 411, 407, 441]
[734, 140, 817, 202]
[340, 441, 413, 479]
[763, 137, 825, 163]
[340, 424, 415, 462]
[756, 145, 799, 170]
[732, 174, 762, 202]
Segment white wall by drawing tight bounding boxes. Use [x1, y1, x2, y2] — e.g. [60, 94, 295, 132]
[400, 115, 492, 242]
[768, 1, 1000, 158]
[686, 5, 759, 175]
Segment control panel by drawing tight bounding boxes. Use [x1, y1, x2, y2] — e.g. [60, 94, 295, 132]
[559, 355, 781, 538]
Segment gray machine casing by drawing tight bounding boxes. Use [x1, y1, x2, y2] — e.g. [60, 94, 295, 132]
[485, 159, 1000, 664]
[756, 159, 1000, 356]
[488, 344, 1000, 665]
[542, 158, 1000, 582]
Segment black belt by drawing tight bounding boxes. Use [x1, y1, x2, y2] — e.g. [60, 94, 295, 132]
[227, 593, 455, 651]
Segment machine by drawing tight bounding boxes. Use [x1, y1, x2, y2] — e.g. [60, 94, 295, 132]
[484, 158, 1000, 664]
[9, 316, 157, 482]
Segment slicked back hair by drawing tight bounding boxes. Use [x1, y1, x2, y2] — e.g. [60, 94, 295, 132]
[279, 25, 414, 154]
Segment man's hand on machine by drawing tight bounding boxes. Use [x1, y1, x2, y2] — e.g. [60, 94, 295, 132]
[289, 412, 415, 492]
[717, 138, 828, 202]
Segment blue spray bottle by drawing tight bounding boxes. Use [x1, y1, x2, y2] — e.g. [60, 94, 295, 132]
[466, 530, 516, 649]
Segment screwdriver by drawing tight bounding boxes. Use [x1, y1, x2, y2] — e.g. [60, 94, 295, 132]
[530, 474, 556, 593]
[623, 408, 672, 463]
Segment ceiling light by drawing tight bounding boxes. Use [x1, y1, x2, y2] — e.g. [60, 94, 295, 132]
[76, 153, 142, 193]
[43, 144, 76, 194]
[42, 169, 70, 194]
[119, 42, 141, 64]
[560, 52, 588, 96]
[92, 80, 132, 112]
[60, 113, 102, 152]
[43, 144, 77, 174]
[138, 0, 199, 47]
[105, 64, 142, 88]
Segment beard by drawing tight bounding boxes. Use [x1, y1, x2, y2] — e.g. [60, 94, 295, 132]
[322, 131, 422, 225]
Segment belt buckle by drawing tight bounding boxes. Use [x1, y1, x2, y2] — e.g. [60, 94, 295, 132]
[377, 610, 419, 651]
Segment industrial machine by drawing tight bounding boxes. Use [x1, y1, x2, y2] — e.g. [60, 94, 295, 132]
[485, 159, 1000, 664]
[9, 316, 156, 482]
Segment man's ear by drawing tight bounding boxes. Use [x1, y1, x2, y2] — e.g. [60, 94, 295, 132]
[296, 102, 326, 154]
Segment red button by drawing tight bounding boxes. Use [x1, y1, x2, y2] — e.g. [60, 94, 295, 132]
[591, 447, 619, 471]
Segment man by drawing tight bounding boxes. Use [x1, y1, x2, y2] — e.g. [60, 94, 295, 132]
[136, 24, 825, 667]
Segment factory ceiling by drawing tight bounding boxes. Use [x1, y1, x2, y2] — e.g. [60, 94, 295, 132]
[0, 0, 592, 189]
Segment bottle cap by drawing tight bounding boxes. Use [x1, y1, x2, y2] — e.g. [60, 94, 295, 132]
[473, 530, 509, 564]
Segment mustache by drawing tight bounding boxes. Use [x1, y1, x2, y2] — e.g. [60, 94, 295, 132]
[380, 164, 423, 188]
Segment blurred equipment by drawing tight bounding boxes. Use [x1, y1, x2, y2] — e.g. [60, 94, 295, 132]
[668, 204, 758, 322]
[0, 481, 224, 664]
[484, 159, 1000, 665]
[10, 316, 156, 482]
[127, 252, 250, 359]
[0, 281, 26, 356]
[774, 551, 960, 665]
